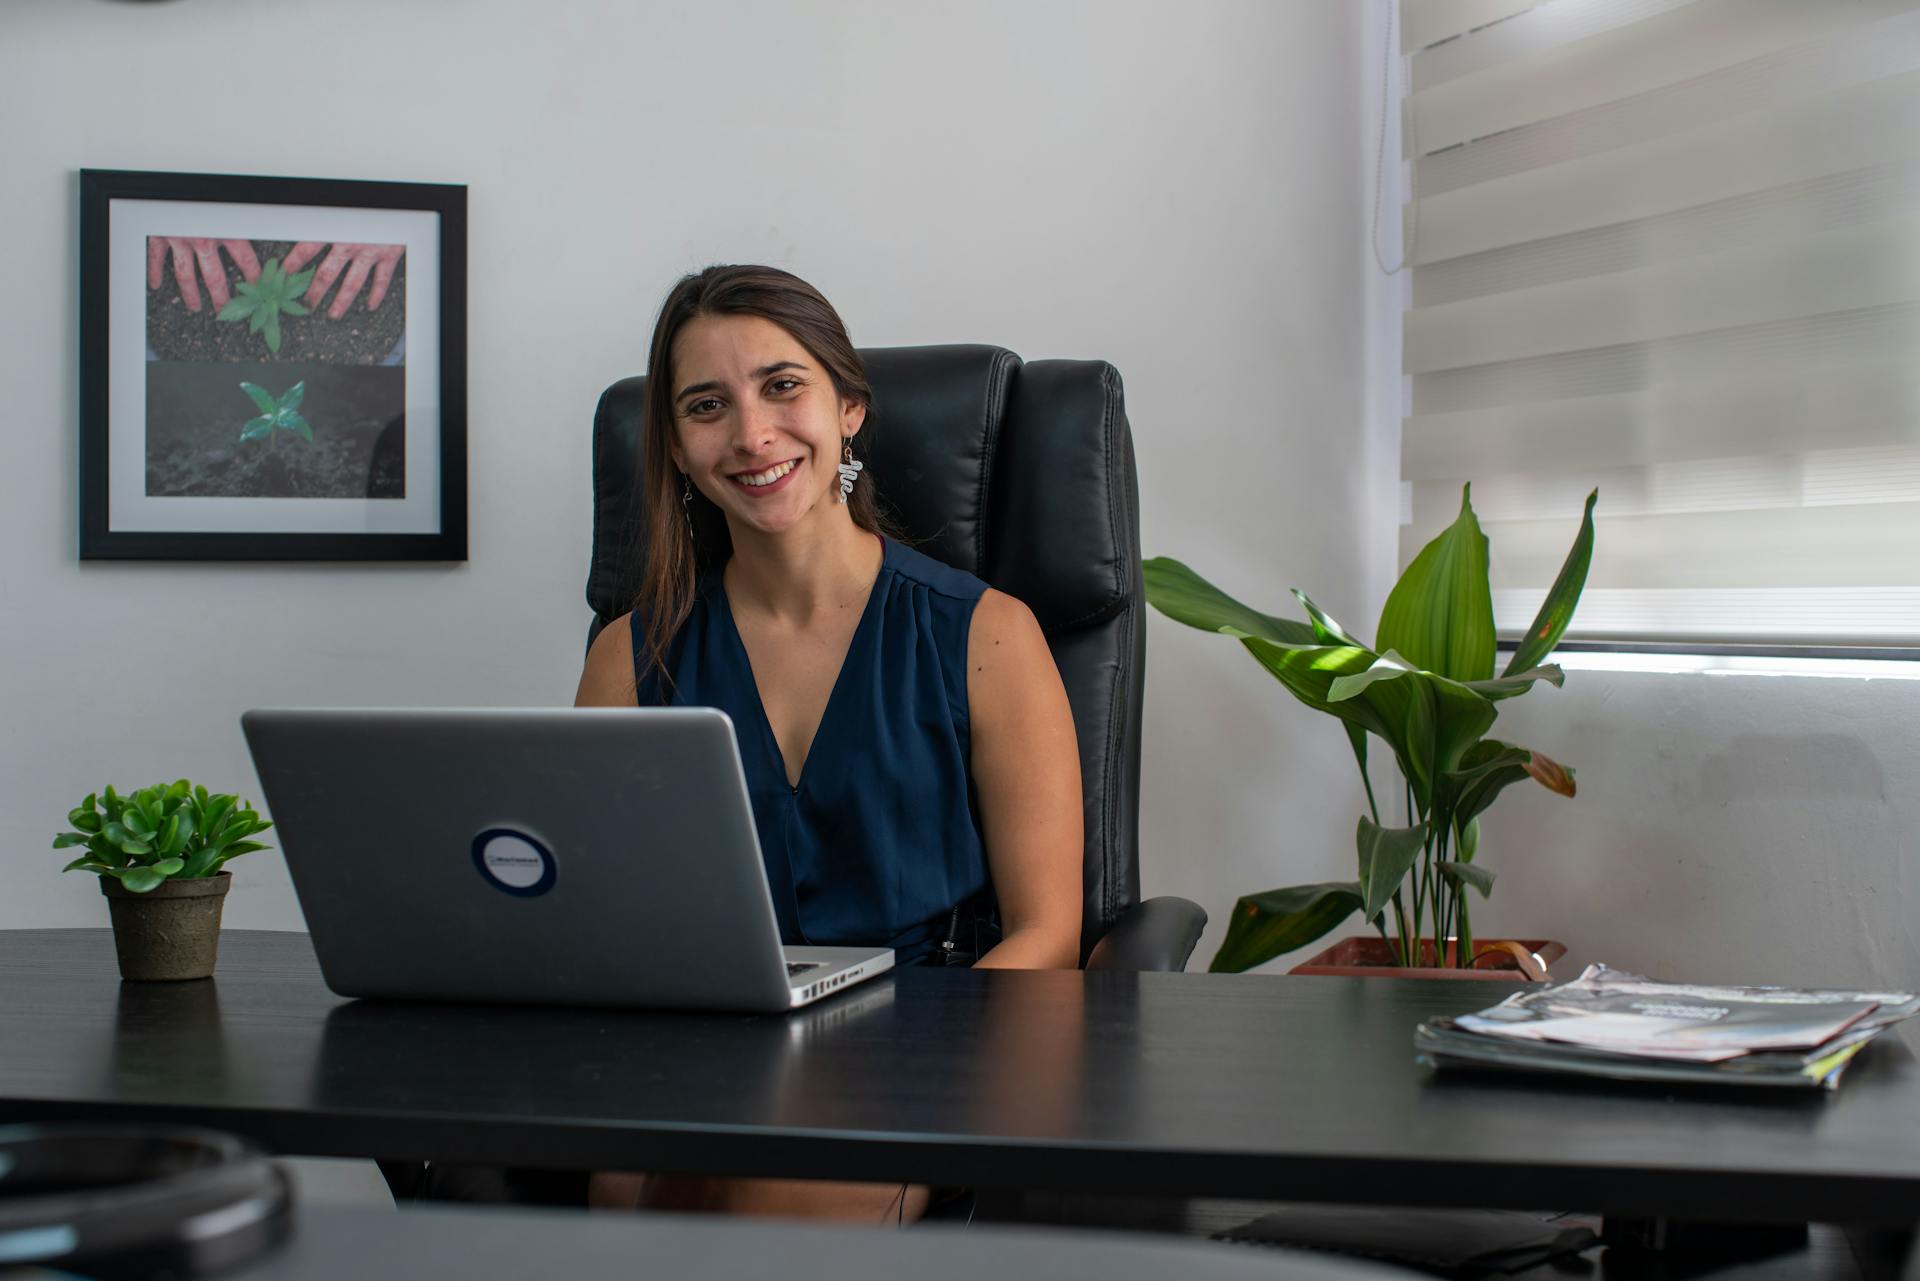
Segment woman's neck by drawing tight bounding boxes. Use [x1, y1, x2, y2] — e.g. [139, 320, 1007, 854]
[722, 509, 882, 625]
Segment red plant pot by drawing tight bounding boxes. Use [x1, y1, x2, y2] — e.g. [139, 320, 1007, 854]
[1288, 936, 1566, 981]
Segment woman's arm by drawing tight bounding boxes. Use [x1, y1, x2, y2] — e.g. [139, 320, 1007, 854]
[574, 612, 639, 707]
[965, 590, 1083, 970]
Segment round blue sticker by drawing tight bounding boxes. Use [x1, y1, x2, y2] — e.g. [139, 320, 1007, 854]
[471, 827, 557, 897]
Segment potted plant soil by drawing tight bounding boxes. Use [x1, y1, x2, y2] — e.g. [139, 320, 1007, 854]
[53, 781, 274, 981]
[1145, 485, 1597, 980]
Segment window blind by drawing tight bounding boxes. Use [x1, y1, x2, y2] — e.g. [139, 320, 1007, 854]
[1398, 0, 1920, 648]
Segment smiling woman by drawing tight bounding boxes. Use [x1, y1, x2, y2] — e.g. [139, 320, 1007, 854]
[571, 266, 1085, 1222]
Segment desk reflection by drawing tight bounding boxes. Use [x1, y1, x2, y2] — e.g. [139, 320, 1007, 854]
[310, 967, 1118, 1149]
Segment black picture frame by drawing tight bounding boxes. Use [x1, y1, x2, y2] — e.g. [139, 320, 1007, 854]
[79, 168, 467, 560]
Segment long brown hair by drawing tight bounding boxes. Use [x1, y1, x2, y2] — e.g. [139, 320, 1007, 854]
[629, 264, 889, 692]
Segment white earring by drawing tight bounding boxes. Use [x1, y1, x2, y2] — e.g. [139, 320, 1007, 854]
[837, 439, 863, 504]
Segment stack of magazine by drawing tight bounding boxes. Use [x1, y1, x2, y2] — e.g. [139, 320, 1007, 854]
[1415, 964, 1919, 1090]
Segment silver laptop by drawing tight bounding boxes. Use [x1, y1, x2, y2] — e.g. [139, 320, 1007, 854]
[239, 707, 894, 1012]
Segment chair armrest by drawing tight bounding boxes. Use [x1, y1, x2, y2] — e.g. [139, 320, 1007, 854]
[1084, 896, 1208, 972]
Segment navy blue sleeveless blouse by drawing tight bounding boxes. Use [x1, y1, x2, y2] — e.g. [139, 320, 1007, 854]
[631, 537, 994, 966]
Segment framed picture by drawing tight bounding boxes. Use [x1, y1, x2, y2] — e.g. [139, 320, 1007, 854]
[79, 169, 467, 560]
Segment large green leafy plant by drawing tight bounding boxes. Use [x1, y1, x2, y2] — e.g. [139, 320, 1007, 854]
[53, 780, 273, 893]
[1144, 486, 1596, 972]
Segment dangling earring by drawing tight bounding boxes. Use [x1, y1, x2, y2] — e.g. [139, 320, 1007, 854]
[836, 439, 864, 504]
[681, 473, 695, 535]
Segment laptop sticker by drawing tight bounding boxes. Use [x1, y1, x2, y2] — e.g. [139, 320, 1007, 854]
[471, 827, 557, 897]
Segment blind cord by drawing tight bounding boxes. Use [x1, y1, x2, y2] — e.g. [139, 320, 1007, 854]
[1371, 0, 1416, 275]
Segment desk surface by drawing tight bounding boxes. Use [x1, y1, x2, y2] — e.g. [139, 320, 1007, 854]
[223, 1205, 1417, 1281]
[3, 929, 1918, 1226]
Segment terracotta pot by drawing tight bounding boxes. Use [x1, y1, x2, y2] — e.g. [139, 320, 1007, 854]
[99, 872, 231, 981]
[1289, 936, 1565, 981]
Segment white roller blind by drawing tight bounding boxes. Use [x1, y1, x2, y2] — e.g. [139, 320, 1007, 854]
[1399, 0, 1920, 648]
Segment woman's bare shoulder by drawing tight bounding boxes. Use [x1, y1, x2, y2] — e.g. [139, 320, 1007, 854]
[575, 610, 638, 707]
[966, 589, 1053, 693]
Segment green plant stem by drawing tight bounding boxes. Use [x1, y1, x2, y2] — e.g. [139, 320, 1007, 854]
[1390, 888, 1410, 966]
[1458, 892, 1475, 968]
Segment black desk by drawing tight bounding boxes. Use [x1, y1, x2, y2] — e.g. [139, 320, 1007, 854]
[224, 1204, 1416, 1281]
[3, 929, 1918, 1233]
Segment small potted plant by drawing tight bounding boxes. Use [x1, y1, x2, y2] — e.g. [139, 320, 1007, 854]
[1145, 485, 1595, 978]
[53, 780, 274, 981]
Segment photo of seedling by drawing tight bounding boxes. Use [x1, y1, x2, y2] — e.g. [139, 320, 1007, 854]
[144, 363, 404, 500]
[216, 260, 316, 356]
[239, 381, 312, 443]
[140, 234, 408, 500]
[146, 237, 406, 366]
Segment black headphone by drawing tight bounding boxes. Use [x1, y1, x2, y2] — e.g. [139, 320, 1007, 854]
[0, 1124, 291, 1278]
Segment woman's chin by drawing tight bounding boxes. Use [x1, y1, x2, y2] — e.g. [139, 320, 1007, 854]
[722, 490, 840, 538]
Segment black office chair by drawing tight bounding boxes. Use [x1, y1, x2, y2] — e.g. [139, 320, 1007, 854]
[586, 345, 1206, 971]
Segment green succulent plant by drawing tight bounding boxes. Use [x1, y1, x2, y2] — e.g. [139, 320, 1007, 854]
[54, 780, 274, 893]
[239, 380, 311, 444]
[1145, 485, 1597, 973]
[215, 256, 315, 354]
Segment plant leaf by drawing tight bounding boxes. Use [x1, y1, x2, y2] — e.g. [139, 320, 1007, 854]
[1353, 662, 1496, 811]
[235, 280, 261, 299]
[1461, 664, 1564, 701]
[278, 381, 305, 412]
[1357, 816, 1427, 921]
[1525, 748, 1577, 797]
[119, 867, 165, 893]
[1457, 816, 1480, 864]
[1447, 741, 1531, 829]
[1327, 649, 1416, 703]
[1208, 881, 1362, 974]
[63, 857, 115, 874]
[262, 257, 284, 290]
[217, 297, 257, 322]
[1505, 489, 1598, 677]
[241, 382, 278, 413]
[118, 809, 153, 838]
[286, 413, 312, 442]
[1448, 740, 1577, 828]
[1238, 636, 1490, 813]
[240, 416, 274, 442]
[264, 311, 281, 353]
[1437, 860, 1495, 898]
[53, 832, 92, 849]
[1143, 558, 1321, 646]
[281, 298, 310, 317]
[1344, 721, 1378, 821]
[1377, 483, 1495, 682]
[151, 857, 185, 877]
[1237, 636, 1383, 729]
[203, 795, 236, 834]
[287, 266, 316, 294]
[1291, 589, 1365, 648]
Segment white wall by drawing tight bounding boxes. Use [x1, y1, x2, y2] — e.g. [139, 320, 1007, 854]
[1470, 658, 1920, 991]
[0, 0, 1380, 954]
